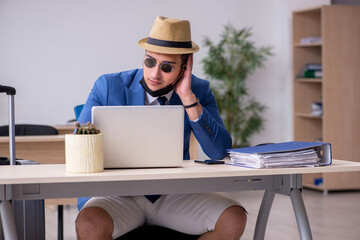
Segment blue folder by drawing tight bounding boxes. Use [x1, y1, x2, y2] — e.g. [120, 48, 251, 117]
[227, 141, 332, 166]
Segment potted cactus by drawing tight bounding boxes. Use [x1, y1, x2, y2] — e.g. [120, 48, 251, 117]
[65, 122, 104, 173]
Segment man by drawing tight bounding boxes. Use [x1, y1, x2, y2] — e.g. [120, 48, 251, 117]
[76, 16, 247, 240]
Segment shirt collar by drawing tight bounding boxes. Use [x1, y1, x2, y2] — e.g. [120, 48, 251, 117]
[145, 90, 174, 105]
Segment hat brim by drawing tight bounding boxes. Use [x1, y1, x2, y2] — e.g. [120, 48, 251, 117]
[138, 38, 199, 54]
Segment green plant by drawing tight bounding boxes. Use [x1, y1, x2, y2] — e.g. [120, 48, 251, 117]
[202, 24, 273, 147]
[74, 122, 100, 134]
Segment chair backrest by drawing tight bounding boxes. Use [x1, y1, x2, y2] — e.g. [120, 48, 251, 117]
[74, 104, 84, 120]
[0, 124, 58, 136]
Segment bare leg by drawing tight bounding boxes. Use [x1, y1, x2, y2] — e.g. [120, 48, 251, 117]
[76, 207, 114, 240]
[198, 205, 247, 240]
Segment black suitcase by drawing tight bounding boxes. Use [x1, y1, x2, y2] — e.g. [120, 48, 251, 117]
[0, 85, 45, 240]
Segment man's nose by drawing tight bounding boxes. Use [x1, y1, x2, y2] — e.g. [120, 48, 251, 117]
[150, 65, 162, 79]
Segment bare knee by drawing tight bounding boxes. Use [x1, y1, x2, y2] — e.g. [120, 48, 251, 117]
[215, 205, 247, 239]
[76, 207, 114, 240]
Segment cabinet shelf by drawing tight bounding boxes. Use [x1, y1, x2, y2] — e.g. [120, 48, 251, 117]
[295, 113, 322, 119]
[293, 5, 360, 191]
[295, 43, 322, 48]
[295, 78, 322, 83]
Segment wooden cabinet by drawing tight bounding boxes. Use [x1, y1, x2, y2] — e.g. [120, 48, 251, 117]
[292, 5, 360, 191]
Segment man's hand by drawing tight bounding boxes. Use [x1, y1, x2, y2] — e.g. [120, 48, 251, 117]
[175, 54, 197, 105]
[174, 54, 203, 121]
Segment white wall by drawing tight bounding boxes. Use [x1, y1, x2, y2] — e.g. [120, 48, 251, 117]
[0, 0, 329, 147]
[247, 0, 330, 145]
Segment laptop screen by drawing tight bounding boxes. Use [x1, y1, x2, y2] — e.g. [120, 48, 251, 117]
[92, 105, 184, 168]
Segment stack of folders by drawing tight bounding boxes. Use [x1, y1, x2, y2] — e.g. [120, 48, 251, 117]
[227, 141, 332, 169]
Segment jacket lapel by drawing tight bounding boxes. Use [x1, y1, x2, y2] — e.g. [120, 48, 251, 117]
[125, 69, 145, 106]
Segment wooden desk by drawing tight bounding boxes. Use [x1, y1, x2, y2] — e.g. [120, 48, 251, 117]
[0, 135, 65, 164]
[54, 125, 74, 135]
[0, 125, 72, 163]
[1, 159, 360, 239]
[1, 159, 359, 185]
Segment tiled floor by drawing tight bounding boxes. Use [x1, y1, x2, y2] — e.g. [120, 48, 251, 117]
[45, 189, 360, 240]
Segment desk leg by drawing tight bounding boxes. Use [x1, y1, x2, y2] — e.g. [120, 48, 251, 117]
[0, 210, 3, 240]
[290, 189, 312, 240]
[0, 201, 18, 240]
[13, 200, 45, 240]
[253, 190, 275, 240]
[254, 174, 313, 240]
[58, 205, 64, 240]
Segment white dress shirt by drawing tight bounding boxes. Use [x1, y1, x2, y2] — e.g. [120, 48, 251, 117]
[144, 90, 174, 106]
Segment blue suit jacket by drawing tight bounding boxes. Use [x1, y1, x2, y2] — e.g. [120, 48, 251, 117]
[77, 69, 232, 209]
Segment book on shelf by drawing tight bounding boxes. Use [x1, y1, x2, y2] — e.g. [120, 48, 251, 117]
[311, 102, 323, 116]
[300, 36, 322, 45]
[227, 141, 332, 169]
[304, 70, 322, 78]
[297, 63, 322, 78]
[305, 63, 322, 71]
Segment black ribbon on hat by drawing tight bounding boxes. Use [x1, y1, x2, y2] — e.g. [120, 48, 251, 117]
[147, 37, 192, 48]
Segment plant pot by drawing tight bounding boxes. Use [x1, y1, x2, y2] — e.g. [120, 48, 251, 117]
[65, 134, 104, 173]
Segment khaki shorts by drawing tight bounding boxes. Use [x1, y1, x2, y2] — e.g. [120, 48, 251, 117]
[81, 193, 240, 239]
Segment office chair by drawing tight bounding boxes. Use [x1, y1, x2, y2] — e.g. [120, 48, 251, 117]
[74, 105, 201, 240]
[0, 124, 58, 136]
[74, 104, 84, 121]
[116, 226, 200, 240]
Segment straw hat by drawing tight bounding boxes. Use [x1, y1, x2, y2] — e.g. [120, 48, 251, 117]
[138, 16, 199, 54]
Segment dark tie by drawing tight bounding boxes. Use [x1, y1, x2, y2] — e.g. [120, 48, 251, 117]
[157, 96, 167, 105]
[144, 96, 167, 203]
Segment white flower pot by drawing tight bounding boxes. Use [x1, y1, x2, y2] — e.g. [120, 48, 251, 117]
[65, 134, 104, 173]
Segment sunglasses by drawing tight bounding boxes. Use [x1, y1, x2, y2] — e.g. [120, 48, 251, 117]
[143, 57, 175, 73]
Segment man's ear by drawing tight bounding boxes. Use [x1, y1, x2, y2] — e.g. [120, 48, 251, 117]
[182, 54, 190, 65]
[172, 63, 186, 86]
[182, 63, 187, 71]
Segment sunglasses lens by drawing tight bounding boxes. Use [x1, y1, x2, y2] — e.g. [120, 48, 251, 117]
[144, 57, 174, 73]
[144, 58, 156, 68]
[160, 63, 173, 73]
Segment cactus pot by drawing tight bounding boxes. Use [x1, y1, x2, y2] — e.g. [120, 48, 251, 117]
[65, 134, 104, 173]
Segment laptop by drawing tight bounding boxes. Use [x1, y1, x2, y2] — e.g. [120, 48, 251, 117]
[92, 105, 184, 168]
